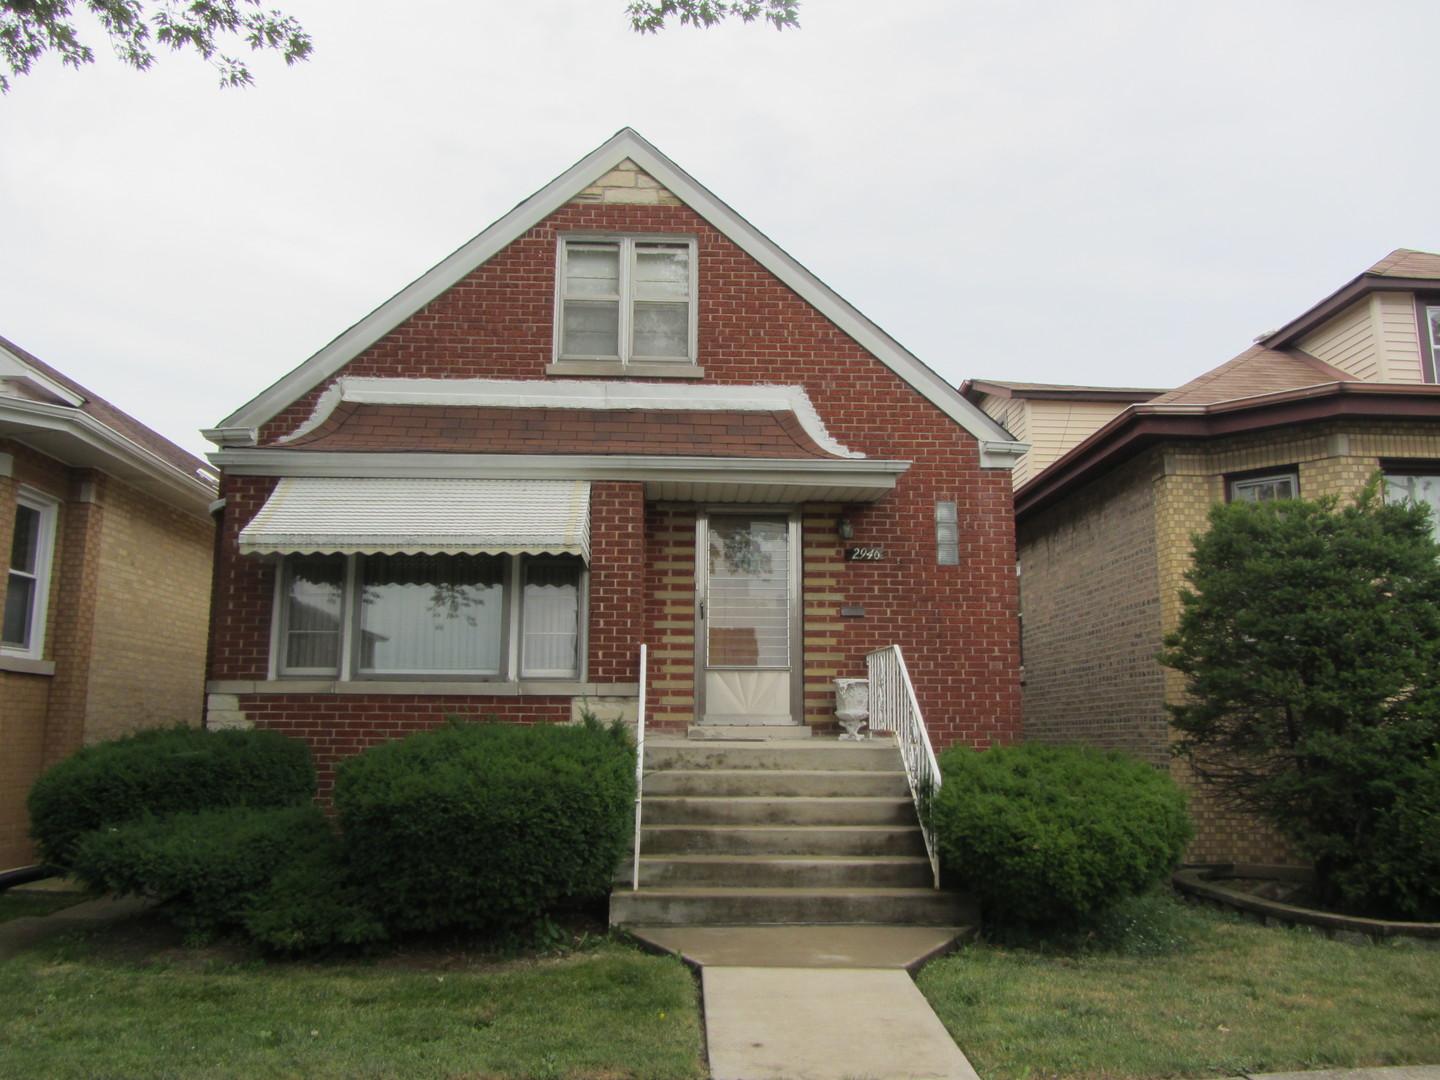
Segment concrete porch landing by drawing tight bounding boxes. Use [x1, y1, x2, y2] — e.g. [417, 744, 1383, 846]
[630, 925, 979, 1080]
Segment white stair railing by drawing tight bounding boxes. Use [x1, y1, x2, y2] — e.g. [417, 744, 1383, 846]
[631, 643, 648, 891]
[865, 644, 943, 889]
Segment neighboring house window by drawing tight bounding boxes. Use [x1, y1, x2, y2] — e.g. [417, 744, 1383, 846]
[557, 237, 696, 366]
[1383, 470, 1440, 541]
[276, 553, 585, 680]
[1417, 299, 1440, 384]
[3, 491, 58, 660]
[1229, 471, 1298, 502]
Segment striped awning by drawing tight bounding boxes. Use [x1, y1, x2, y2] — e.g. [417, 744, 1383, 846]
[238, 478, 591, 560]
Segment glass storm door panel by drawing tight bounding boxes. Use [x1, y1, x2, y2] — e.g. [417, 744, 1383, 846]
[698, 510, 800, 725]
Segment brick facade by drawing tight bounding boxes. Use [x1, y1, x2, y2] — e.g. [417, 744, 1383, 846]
[207, 152, 1023, 785]
[1, 440, 213, 869]
[1018, 418, 1440, 865]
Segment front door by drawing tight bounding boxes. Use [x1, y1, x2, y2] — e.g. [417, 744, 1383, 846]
[696, 509, 801, 725]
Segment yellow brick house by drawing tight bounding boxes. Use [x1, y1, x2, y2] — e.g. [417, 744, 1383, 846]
[1, 336, 216, 871]
[970, 250, 1440, 863]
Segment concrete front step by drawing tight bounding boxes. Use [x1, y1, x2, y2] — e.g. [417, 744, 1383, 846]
[643, 795, 914, 827]
[609, 886, 977, 927]
[644, 738, 902, 773]
[641, 823, 928, 857]
[632, 853, 933, 889]
[645, 768, 910, 798]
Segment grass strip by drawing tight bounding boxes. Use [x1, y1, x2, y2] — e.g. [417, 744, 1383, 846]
[919, 904, 1440, 1080]
[0, 938, 705, 1080]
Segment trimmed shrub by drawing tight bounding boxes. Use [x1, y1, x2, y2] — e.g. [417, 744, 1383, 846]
[334, 720, 635, 934]
[242, 845, 388, 953]
[1327, 750, 1440, 921]
[28, 726, 315, 868]
[931, 742, 1192, 928]
[71, 804, 339, 937]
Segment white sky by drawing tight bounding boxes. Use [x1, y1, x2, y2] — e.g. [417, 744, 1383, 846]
[3, 0, 1439, 461]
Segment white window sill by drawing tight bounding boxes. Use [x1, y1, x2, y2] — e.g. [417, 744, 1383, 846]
[546, 361, 705, 379]
[205, 679, 639, 697]
[0, 654, 56, 676]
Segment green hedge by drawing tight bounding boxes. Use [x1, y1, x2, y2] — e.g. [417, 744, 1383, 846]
[931, 741, 1192, 928]
[72, 805, 321, 931]
[333, 720, 635, 933]
[28, 727, 316, 868]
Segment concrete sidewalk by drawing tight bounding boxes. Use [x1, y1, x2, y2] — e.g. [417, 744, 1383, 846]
[631, 925, 980, 1080]
[0, 890, 153, 961]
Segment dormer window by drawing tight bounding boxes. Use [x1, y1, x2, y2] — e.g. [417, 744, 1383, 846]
[1418, 298, 1440, 383]
[552, 237, 699, 376]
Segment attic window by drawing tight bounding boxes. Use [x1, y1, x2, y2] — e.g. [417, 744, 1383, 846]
[552, 237, 699, 376]
[1417, 298, 1440, 383]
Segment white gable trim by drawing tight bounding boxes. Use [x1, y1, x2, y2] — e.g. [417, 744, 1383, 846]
[275, 377, 865, 459]
[210, 128, 1019, 462]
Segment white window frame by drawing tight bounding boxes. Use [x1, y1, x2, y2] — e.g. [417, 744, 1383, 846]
[1229, 471, 1299, 503]
[271, 552, 587, 682]
[1383, 470, 1440, 541]
[3, 489, 59, 661]
[553, 235, 698, 370]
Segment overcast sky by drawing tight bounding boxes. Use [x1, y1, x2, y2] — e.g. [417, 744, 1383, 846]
[3, 0, 1439, 460]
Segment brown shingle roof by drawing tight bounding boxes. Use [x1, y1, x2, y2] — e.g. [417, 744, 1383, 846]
[1147, 346, 1351, 406]
[1366, 248, 1440, 280]
[0, 334, 210, 478]
[279, 403, 840, 458]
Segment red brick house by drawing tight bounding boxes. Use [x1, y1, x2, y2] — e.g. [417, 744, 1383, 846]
[202, 129, 1026, 793]
[2, 336, 215, 870]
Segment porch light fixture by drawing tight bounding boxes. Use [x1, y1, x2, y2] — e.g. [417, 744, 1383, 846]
[836, 515, 854, 540]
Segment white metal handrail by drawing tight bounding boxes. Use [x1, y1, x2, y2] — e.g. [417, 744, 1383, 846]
[631, 643, 648, 891]
[866, 644, 943, 889]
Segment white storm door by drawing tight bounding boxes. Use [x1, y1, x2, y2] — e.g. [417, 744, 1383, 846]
[697, 510, 801, 725]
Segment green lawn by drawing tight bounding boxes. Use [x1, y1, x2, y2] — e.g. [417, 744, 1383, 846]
[919, 902, 1440, 1080]
[0, 932, 706, 1080]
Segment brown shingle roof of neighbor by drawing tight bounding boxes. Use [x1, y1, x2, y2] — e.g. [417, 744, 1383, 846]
[0, 334, 211, 478]
[1147, 346, 1352, 407]
[279, 403, 841, 458]
[1366, 248, 1440, 279]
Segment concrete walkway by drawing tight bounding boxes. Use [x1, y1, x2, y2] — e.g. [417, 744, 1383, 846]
[631, 925, 980, 1080]
[0, 890, 153, 961]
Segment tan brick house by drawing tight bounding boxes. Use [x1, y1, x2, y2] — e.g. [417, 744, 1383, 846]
[1, 337, 216, 870]
[202, 129, 1028, 796]
[970, 249, 1440, 864]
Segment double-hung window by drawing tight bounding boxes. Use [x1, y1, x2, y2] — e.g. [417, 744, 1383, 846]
[3, 491, 58, 660]
[557, 237, 696, 367]
[1384, 470, 1440, 541]
[275, 552, 585, 680]
[1229, 471, 1298, 503]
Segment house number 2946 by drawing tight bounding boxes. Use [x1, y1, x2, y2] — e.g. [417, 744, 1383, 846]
[846, 547, 885, 561]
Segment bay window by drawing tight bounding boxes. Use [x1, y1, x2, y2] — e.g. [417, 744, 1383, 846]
[557, 237, 696, 366]
[276, 552, 584, 680]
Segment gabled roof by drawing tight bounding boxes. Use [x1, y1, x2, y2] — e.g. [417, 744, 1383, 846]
[0, 335, 215, 515]
[1259, 248, 1440, 349]
[208, 128, 1020, 463]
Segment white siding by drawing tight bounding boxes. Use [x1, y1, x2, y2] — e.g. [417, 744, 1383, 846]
[1297, 300, 1378, 381]
[1373, 291, 1425, 382]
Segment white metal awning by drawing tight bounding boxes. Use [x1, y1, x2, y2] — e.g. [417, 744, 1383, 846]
[237, 477, 591, 559]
